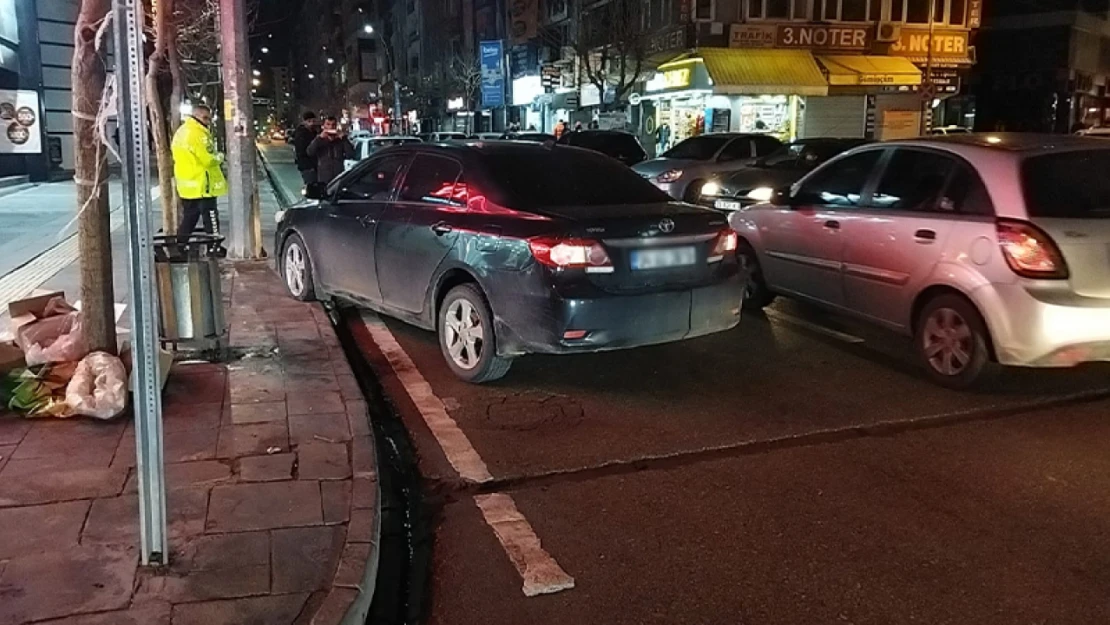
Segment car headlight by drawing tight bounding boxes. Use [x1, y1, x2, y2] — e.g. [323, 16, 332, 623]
[275, 209, 287, 224]
[655, 169, 683, 183]
[701, 180, 721, 196]
[746, 187, 774, 202]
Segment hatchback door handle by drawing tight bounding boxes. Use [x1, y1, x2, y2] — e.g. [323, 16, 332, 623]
[914, 228, 937, 242]
[824, 220, 840, 230]
[431, 222, 453, 236]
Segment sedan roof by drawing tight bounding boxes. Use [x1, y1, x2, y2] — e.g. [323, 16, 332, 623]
[902, 133, 1108, 153]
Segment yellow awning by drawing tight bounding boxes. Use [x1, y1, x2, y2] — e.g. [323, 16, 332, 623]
[698, 48, 828, 97]
[817, 55, 922, 87]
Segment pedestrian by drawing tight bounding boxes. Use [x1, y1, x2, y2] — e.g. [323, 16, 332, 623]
[573, 121, 583, 132]
[293, 111, 320, 187]
[554, 119, 567, 138]
[588, 119, 599, 130]
[307, 116, 355, 184]
[171, 103, 227, 256]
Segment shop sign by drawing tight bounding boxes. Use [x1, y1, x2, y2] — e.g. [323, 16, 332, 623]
[890, 29, 970, 61]
[480, 40, 505, 108]
[926, 69, 962, 93]
[968, 0, 982, 28]
[645, 67, 692, 93]
[646, 25, 689, 56]
[729, 24, 775, 49]
[776, 24, 870, 51]
[0, 89, 41, 154]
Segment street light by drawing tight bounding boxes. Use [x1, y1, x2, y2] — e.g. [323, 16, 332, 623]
[261, 46, 269, 53]
[252, 78, 261, 86]
[252, 69, 261, 76]
[363, 24, 374, 34]
[308, 73, 315, 79]
[327, 57, 335, 64]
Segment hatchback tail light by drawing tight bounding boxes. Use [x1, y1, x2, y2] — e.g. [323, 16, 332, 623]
[996, 219, 1069, 279]
[528, 237, 614, 273]
[708, 229, 739, 263]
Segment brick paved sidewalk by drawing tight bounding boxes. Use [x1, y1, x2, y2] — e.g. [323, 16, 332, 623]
[0, 261, 379, 625]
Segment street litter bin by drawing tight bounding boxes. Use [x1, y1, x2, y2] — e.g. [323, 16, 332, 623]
[153, 234, 226, 349]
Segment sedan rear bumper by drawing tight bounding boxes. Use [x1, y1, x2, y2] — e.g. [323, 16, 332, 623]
[492, 272, 746, 356]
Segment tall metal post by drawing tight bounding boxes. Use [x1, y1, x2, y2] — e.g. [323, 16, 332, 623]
[219, 0, 259, 259]
[112, 0, 168, 566]
[920, 0, 937, 135]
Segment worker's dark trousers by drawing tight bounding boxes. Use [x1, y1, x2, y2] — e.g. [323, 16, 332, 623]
[178, 197, 219, 244]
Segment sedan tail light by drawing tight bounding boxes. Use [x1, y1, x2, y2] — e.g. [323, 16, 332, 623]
[708, 229, 738, 263]
[528, 237, 614, 273]
[996, 219, 1069, 279]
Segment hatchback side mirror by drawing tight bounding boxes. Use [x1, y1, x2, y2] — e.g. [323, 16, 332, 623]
[303, 182, 328, 200]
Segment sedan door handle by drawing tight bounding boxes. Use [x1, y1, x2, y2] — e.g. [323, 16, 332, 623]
[431, 222, 453, 236]
[357, 215, 376, 227]
[824, 220, 841, 230]
[914, 228, 937, 242]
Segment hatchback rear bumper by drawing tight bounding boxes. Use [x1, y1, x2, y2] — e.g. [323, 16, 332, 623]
[982, 283, 1110, 367]
[492, 272, 746, 356]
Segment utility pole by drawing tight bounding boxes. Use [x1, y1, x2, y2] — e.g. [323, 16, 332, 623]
[920, 0, 937, 135]
[112, 0, 168, 566]
[72, 0, 116, 354]
[219, 0, 261, 258]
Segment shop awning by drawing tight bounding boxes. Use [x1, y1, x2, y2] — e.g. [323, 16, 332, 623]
[697, 48, 828, 97]
[818, 55, 922, 87]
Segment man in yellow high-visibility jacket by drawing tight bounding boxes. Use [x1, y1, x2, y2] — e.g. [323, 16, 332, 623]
[171, 104, 227, 252]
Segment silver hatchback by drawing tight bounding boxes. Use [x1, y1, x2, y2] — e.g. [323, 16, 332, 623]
[729, 134, 1110, 388]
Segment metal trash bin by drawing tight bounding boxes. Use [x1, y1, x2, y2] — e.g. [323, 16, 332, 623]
[153, 234, 226, 349]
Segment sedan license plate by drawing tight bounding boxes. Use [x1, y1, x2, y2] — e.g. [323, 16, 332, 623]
[630, 246, 696, 270]
[714, 199, 742, 211]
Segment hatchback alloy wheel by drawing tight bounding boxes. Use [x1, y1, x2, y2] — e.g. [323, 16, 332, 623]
[443, 299, 484, 370]
[922, 307, 972, 376]
[914, 293, 991, 389]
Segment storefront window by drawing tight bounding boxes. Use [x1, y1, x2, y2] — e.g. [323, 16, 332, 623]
[767, 0, 791, 18]
[841, 0, 866, 20]
[695, 0, 712, 20]
[750, 0, 797, 19]
[948, 0, 965, 24]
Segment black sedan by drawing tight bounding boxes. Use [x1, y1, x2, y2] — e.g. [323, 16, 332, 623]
[276, 142, 746, 383]
[698, 138, 871, 210]
[556, 130, 648, 166]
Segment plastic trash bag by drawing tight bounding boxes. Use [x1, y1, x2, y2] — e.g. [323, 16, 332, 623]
[20, 312, 89, 367]
[65, 352, 128, 420]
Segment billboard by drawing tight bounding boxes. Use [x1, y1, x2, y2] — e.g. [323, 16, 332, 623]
[480, 40, 504, 109]
[0, 90, 41, 154]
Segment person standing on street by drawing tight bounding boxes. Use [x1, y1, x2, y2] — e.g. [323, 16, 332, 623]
[171, 103, 227, 255]
[293, 111, 320, 187]
[307, 116, 355, 184]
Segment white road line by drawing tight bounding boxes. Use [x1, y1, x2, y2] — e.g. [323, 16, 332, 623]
[359, 310, 493, 483]
[357, 310, 575, 597]
[474, 493, 576, 597]
[765, 308, 865, 344]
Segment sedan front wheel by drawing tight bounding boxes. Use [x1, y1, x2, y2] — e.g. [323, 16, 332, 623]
[282, 233, 316, 301]
[438, 284, 512, 383]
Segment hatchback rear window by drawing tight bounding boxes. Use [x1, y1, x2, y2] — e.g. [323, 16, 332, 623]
[484, 150, 670, 208]
[1023, 150, 1110, 218]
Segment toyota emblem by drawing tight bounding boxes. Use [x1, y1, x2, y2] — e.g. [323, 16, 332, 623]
[658, 218, 675, 233]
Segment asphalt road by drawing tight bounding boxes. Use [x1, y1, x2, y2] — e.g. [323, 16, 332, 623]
[259, 142, 1110, 625]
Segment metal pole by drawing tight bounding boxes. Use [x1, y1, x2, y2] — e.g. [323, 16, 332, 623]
[921, 0, 936, 135]
[112, 0, 168, 566]
[219, 0, 259, 258]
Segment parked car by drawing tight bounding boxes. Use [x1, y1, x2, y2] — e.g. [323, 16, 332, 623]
[556, 130, 647, 167]
[928, 126, 972, 136]
[270, 129, 286, 141]
[500, 132, 557, 142]
[633, 133, 783, 202]
[277, 142, 745, 383]
[344, 136, 423, 171]
[729, 133, 1110, 388]
[470, 132, 503, 141]
[419, 131, 468, 143]
[700, 138, 871, 211]
[1075, 126, 1110, 138]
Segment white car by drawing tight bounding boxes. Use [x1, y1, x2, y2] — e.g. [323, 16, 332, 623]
[343, 136, 423, 171]
[730, 134, 1110, 388]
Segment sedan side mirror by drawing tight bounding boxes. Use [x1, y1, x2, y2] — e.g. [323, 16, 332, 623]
[303, 182, 328, 200]
[772, 187, 792, 205]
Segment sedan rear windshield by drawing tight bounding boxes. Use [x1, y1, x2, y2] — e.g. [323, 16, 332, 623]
[484, 150, 671, 208]
[662, 136, 730, 160]
[570, 133, 643, 155]
[1023, 150, 1110, 218]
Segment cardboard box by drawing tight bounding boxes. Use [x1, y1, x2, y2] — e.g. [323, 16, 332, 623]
[0, 342, 25, 376]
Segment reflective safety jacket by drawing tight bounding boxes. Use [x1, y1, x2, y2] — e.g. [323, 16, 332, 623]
[171, 116, 228, 199]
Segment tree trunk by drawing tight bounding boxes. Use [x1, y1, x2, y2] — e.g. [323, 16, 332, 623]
[72, 0, 116, 354]
[167, 13, 185, 231]
[146, 0, 176, 234]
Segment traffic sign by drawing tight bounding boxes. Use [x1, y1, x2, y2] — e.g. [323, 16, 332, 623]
[919, 82, 937, 102]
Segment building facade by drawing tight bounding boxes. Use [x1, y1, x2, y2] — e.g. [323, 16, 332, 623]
[974, 0, 1110, 133]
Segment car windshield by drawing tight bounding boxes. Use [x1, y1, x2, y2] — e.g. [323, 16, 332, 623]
[1022, 150, 1110, 219]
[485, 150, 671, 208]
[662, 136, 730, 160]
